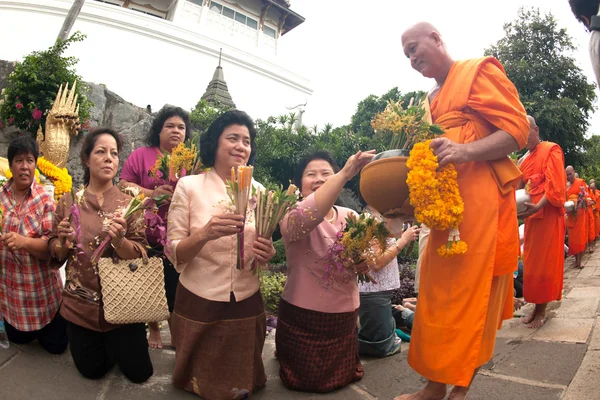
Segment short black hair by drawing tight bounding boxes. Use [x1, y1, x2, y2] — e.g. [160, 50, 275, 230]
[293, 151, 341, 192]
[80, 127, 123, 186]
[145, 106, 191, 147]
[200, 110, 257, 167]
[569, 0, 600, 28]
[8, 135, 39, 166]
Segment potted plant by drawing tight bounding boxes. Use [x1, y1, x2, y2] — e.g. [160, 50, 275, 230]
[359, 97, 443, 218]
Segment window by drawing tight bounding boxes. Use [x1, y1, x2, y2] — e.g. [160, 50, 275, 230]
[264, 26, 276, 38]
[189, 0, 204, 6]
[208, 1, 259, 30]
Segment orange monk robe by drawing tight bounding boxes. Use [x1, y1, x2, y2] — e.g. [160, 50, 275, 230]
[519, 142, 566, 304]
[587, 189, 595, 244]
[567, 178, 588, 256]
[593, 189, 600, 238]
[409, 57, 529, 387]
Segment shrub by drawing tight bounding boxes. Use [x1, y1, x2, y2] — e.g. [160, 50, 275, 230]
[271, 238, 286, 265]
[260, 271, 286, 315]
[391, 262, 417, 305]
[0, 32, 92, 133]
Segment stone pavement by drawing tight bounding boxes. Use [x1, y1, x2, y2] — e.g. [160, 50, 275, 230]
[2, 253, 600, 400]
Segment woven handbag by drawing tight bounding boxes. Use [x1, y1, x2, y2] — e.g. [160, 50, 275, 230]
[98, 244, 170, 324]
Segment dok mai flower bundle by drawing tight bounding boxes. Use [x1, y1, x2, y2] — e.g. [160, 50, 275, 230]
[89, 188, 170, 265]
[252, 183, 299, 271]
[372, 96, 467, 258]
[149, 137, 206, 183]
[226, 165, 254, 270]
[323, 212, 390, 285]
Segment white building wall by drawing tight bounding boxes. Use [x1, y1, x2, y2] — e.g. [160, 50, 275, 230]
[0, 0, 312, 122]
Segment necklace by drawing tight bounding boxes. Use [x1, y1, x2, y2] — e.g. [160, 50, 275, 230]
[325, 208, 336, 224]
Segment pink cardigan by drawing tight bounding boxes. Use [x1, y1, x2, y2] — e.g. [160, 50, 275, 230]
[280, 193, 360, 313]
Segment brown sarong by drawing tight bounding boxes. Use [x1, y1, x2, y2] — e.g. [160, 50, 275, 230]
[275, 299, 363, 393]
[171, 282, 267, 400]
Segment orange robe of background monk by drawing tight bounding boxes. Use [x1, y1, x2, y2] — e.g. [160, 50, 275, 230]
[587, 187, 596, 244]
[409, 57, 529, 387]
[519, 142, 566, 304]
[593, 189, 600, 238]
[567, 178, 588, 256]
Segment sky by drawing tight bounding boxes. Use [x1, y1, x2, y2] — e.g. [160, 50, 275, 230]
[276, 0, 600, 135]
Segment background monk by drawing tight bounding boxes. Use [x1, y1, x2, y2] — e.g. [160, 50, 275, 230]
[566, 166, 588, 268]
[517, 116, 566, 329]
[397, 22, 529, 400]
[586, 180, 596, 252]
[591, 180, 600, 240]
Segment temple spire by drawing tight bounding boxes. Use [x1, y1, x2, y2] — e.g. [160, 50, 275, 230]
[201, 48, 235, 108]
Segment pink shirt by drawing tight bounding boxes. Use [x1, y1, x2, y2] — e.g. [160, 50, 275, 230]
[166, 169, 263, 302]
[280, 193, 359, 313]
[119, 146, 172, 246]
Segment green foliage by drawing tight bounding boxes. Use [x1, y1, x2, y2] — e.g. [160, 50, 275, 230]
[189, 99, 230, 134]
[260, 271, 286, 314]
[580, 135, 600, 182]
[484, 7, 596, 167]
[271, 239, 286, 265]
[0, 31, 92, 132]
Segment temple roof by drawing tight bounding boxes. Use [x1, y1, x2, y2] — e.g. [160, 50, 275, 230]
[201, 51, 235, 109]
[262, 0, 305, 35]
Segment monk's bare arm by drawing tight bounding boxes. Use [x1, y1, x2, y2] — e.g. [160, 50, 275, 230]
[431, 130, 519, 167]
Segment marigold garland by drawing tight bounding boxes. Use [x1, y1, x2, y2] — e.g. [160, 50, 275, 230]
[4, 167, 41, 184]
[36, 156, 72, 201]
[406, 140, 467, 257]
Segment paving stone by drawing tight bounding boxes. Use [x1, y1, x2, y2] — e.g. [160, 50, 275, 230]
[12, 341, 76, 368]
[555, 297, 600, 319]
[492, 340, 585, 385]
[0, 350, 104, 400]
[588, 317, 600, 350]
[254, 377, 367, 400]
[532, 318, 594, 343]
[481, 339, 520, 370]
[566, 286, 600, 299]
[0, 344, 19, 367]
[469, 375, 563, 399]
[576, 267, 596, 278]
[497, 318, 537, 340]
[562, 350, 600, 400]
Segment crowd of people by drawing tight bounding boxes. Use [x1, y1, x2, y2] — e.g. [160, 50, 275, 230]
[1, 12, 600, 400]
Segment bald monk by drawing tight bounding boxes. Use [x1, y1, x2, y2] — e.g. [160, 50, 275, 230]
[397, 23, 529, 400]
[566, 166, 588, 268]
[517, 116, 566, 329]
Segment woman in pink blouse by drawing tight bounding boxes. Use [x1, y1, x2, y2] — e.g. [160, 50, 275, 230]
[276, 150, 374, 393]
[166, 110, 276, 399]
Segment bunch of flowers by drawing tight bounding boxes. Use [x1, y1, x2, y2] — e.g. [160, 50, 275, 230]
[371, 97, 444, 150]
[89, 188, 169, 265]
[253, 183, 299, 271]
[227, 165, 254, 270]
[323, 212, 390, 285]
[407, 141, 466, 257]
[36, 156, 72, 201]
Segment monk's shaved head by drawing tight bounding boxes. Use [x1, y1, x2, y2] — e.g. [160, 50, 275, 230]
[526, 115, 540, 151]
[566, 165, 575, 184]
[401, 21, 453, 82]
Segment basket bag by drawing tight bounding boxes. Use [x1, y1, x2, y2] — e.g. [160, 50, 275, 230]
[98, 243, 169, 324]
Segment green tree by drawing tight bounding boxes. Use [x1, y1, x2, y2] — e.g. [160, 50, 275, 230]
[484, 7, 596, 167]
[189, 99, 230, 134]
[580, 135, 600, 182]
[0, 31, 93, 133]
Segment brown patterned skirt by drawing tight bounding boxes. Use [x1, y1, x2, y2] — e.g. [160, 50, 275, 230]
[171, 283, 267, 400]
[275, 299, 363, 393]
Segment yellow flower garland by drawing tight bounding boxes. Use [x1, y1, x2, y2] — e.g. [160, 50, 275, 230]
[36, 156, 72, 201]
[4, 167, 41, 184]
[406, 140, 467, 257]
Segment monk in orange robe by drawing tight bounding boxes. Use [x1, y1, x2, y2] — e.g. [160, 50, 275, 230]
[517, 116, 566, 329]
[587, 182, 596, 252]
[566, 166, 588, 268]
[397, 22, 529, 400]
[591, 180, 600, 239]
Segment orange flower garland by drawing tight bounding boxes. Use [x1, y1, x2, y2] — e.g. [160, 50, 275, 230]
[406, 140, 467, 257]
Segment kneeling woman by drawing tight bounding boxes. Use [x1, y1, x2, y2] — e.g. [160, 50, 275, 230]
[276, 150, 374, 393]
[49, 128, 153, 383]
[166, 110, 275, 399]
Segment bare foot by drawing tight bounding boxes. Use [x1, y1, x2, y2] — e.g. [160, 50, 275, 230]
[520, 312, 536, 325]
[527, 314, 546, 329]
[394, 383, 446, 400]
[448, 386, 468, 400]
[148, 322, 163, 349]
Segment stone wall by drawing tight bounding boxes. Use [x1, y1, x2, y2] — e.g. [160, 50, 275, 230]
[0, 60, 156, 188]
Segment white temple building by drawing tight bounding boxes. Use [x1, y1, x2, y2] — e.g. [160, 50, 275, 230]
[0, 0, 312, 119]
